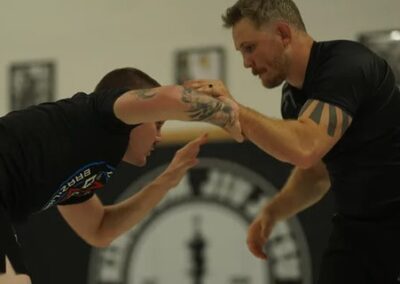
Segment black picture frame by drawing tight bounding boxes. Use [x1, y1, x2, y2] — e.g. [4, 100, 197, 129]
[175, 46, 226, 84]
[9, 61, 55, 111]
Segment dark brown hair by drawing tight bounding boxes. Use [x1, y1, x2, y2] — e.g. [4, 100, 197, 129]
[94, 67, 160, 92]
[222, 0, 306, 31]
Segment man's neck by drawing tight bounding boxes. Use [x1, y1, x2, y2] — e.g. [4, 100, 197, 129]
[286, 34, 314, 89]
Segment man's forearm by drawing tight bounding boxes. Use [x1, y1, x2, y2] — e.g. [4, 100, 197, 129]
[96, 172, 176, 245]
[239, 105, 316, 167]
[115, 86, 237, 129]
[262, 161, 330, 223]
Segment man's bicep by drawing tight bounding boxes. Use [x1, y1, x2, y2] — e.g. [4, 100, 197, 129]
[298, 99, 353, 149]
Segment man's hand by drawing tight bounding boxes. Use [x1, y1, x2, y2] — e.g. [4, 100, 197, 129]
[162, 133, 208, 186]
[180, 87, 244, 142]
[182, 81, 243, 141]
[247, 210, 276, 260]
[184, 79, 235, 100]
[211, 96, 243, 142]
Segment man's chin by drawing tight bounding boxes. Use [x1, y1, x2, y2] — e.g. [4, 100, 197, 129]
[262, 78, 284, 89]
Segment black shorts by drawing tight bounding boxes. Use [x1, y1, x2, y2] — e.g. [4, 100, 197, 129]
[0, 204, 28, 275]
[318, 214, 400, 284]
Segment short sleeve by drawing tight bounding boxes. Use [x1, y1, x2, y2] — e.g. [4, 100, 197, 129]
[308, 52, 373, 117]
[88, 88, 136, 133]
[57, 193, 94, 206]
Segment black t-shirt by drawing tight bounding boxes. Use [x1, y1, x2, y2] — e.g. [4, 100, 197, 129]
[0, 89, 133, 222]
[281, 40, 400, 219]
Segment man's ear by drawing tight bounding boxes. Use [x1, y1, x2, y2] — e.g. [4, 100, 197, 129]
[275, 21, 292, 48]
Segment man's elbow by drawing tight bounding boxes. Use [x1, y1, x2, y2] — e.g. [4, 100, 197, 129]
[291, 149, 321, 169]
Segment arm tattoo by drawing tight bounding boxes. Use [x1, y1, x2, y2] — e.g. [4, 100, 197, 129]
[299, 99, 313, 117]
[181, 88, 235, 127]
[327, 105, 337, 137]
[132, 89, 157, 100]
[300, 99, 352, 137]
[309, 101, 324, 125]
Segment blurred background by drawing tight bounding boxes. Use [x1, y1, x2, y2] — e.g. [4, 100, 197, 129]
[1, 0, 399, 122]
[1, 0, 399, 283]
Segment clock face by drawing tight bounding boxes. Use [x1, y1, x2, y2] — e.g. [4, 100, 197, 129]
[88, 158, 312, 284]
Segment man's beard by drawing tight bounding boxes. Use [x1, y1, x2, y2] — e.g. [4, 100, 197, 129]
[262, 72, 286, 88]
[262, 54, 288, 89]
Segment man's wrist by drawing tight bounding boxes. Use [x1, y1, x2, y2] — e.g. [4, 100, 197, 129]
[157, 170, 181, 189]
[261, 206, 278, 224]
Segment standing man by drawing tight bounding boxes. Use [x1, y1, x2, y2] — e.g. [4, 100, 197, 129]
[185, 0, 400, 283]
[0, 67, 243, 284]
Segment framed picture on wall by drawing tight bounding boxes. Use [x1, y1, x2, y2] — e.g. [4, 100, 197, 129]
[175, 46, 226, 84]
[359, 29, 400, 84]
[9, 61, 56, 111]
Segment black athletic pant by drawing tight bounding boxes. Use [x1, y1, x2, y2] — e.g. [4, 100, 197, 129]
[318, 213, 400, 284]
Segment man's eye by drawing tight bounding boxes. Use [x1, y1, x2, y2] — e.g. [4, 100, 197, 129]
[244, 45, 255, 53]
[156, 122, 164, 129]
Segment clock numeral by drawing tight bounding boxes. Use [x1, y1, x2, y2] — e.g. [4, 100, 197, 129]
[187, 215, 207, 284]
[239, 186, 264, 211]
[188, 168, 210, 196]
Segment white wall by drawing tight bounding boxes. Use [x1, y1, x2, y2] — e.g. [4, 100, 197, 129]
[1, 0, 399, 131]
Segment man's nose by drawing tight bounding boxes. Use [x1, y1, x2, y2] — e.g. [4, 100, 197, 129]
[243, 55, 253, 69]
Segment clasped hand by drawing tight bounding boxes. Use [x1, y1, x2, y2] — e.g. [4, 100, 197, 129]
[184, 80, 243, 142]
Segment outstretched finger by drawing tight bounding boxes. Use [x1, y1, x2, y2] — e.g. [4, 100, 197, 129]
[193, 133, 209, 145]
[183, 133, 208, 152]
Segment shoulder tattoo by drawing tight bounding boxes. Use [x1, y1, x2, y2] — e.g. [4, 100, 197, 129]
[299, 99, 352, 137]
